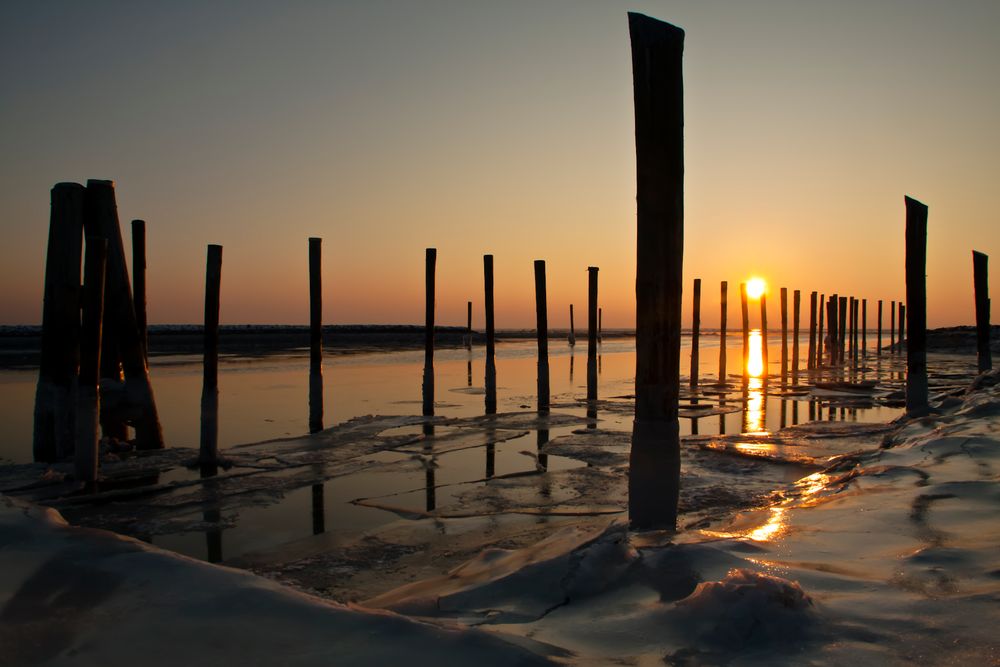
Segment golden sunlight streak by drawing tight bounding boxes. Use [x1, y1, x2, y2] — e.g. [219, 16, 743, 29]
[746, 277, 767, 300]
[747, 507, 787, 542]
[747, 329, 764, 378]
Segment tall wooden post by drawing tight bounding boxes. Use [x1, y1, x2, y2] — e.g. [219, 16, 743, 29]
[466, 300, 473, 350]
[627, 12, 683, 530]
[862, 298, 868, 358]
[569, 304, 577, 346]
[131, 220, 148, 362]
[308, 237, 323, 433]
[760, 293, 769, 378]
[598, 307, 603, 343]
[899, 302, 906, 354]
[818, 294, 825, 367]
[423, 248, 436, 417]
[877, 299, 883, 356]
[838, 296, 848, 366]
[199, 245, 223, 464]
[719, 281, 728, 384]
[792, 289, 801, 383]
[848, 297, 855, 364]
[741, 282, 750, 380]
[534, 260, 550, 413]
[33, 182, 85, 462]
[807, 291, 817, 370]
[905, 196, 928, 414]
[588, 267, 599, 401]
[780, 287, 788, 380]
[890, 300, 896, 353]
[76, 238, 107, 483]
[690, 278, 701, 388]
[827, 294, 838, 365]
[973, 251, 992, 372]
[84, 180, 163, 449]
[484, 255, 497, 414]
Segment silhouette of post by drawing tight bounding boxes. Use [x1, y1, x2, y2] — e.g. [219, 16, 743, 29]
[818, 294, 825, 367]
[84, 180, 163, 449]
[877, 299, 883, 356]
[838, 296, 848, 366]
[423, 248, 436, 417]
[484, 255, 497, 413]
[760, 293, 769, 378]
[807, 291, 817, 370]
[826, 294, 837, 365]
[199, 244, 222, 464]
[780, 287, 788, 380]
[853, 298, 860, 364]
[627, 12, 683, 530]
[973, 251, 992, 372]
[598, 307, 603, 343]
[690, 278, 701, 388]
[76, 238, 107, 483]
[33, 182, 84, 463]
[588, 267, 599, 400]
[534, 260, 550, 412]
[905, 196, 928, 414]
[466, 300, 473, 350]
[308, 237, 323, 433]
[792, 289, 801, 383]
[899, 302, 906, 354]
[569, 304, 576, 346]
[862, 299, 868, 358]
[740, 282, 750, 380]
[890, 299, 896, 353]
[719, 281, 728, 384]
[847, 296, 855, 364]
[131, 220, 147, 362]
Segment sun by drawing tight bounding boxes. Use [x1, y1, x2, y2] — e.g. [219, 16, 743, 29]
[746, 277, 767, 300]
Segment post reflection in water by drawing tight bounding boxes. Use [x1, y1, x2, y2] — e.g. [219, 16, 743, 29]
[423, 422, 436, 512]
[742, 330, 768, 434]
[200, 463, 223, 563]
[569, 353, 575, 382]
[467, 359, 472, 387]
[537, 428, 549, 472]
[311, 483, 325, 535]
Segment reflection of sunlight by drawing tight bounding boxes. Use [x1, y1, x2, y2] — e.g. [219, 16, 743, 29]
[734, 441, 775, 456]
[747, 277, 766, 300]
[744, 376, 766, 434]
[747, 329, 764, 377]
[795, 472, 833, 505]
[747, 507, 786, 541]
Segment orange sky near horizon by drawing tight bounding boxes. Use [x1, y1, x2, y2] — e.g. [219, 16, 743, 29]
[1, 1, 997, 329]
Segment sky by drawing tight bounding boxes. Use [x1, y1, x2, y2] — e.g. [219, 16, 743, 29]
[1, 0, 998, 329]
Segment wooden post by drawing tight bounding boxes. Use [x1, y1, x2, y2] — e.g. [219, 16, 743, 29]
[534, 259, 550, 412]
[308, 237, 323, 433]
[899, 302, 906, 354]
[890, 300, 896, 353]
[423, 248, 436, 417]
[848, 296, 855, 364]
[780, 287, 788, 380]
[627, 12, 683, 530]
[973, 251, 992, 372]
[719, 281, 728, 384]
[83, 180, 164, 449]
[741, 282, 750, 380]
[877, 299, 883, 356]
[690, 278, 701, 388]
[569, 304, 576, 346]
[853, 298, 860, 364]
[838, 296, 848, 366]
[817, 294, 825, 367]
[199, 245, 223, 464]
[905, 196, 928, 414]
[466, 300, 473, 350]
[33, 182, 85, 462]
[862, 298, 868, 358]
[792, 289, 801, 383]
[484, 255, 497, 413]
[760, 293, 769, 378]
[75, 238, 107, 483]
[132, 220, 148, 362]
[827, 294, 837, 365]
[598, 307, 603, 343]
[587, 267, 599, 400]
[807, 291, 817, 370]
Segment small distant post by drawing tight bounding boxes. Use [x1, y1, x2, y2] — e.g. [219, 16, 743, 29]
[862, 298, 868, 358]
[848, 296, 855, 364]
[899, 302, 906, 354]
[877, 299, 883, 356]
[904, 196, 928, 414]
[817, 294, 825, 367]
[807, 291, 817, 370]
[838, 296, 848, 366]
[534, 260, 550, 412]
[308, 237, 323, 433]
[199, 244, 223, 465]
[598, 307, 603, 343]
[780, 287, 788, 380]
[627, 12, 683, 530]
[33, 182, 84, 463]
[466, 300, 473, 350]
[792, 290, 801, 383]
[851, 297, 859, 366]
[587, 267, 599, 400]
[132, 219, 148, 361]
[827, 294, 837, 365]
[75, 238, 108, 483]
[423, 248, 436, 417]
[890, 300, 896, 353]
[690, 278, 701, 388]
[719, 281, 728, 384]
[760, 292, 769, 378]
[484, 255, 497, 413]
[973, 251, 992, 372]
[741, 282, 750, 380]
[569, 304, 577, 346]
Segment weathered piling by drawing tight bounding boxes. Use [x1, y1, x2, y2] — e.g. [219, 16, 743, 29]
[818, 294, 825, 367]
[627, 12, 683, 530]
[848, 296, 855, 364]
[792, 289, 801, 383]
[534, 259, 550, 412]
[862, 298, 868, 358]
[807, 291, 817, 370]
[690, 278, 701, 388]
[466, 300, 473, 350]
[973, 251, 991, 372]
[75, 238, 108, 483]
[423, 248, 436, 417]
[719, 281, 728, 384]
[890, 300, 896, 353]
[905, 196, 928, 414]
[826, 294, 837, 365]
[899, 302, 906, 354]
[132, 220, 148, 361]
[308, 237, 323, 433]
[569, 304, 577, 346]
[33, 182, 85, 463]
[199, 244, 223, 465]
[484, 255, 497, 413]
[877, 299, 883, 356]
[853, 298, 860, 364]
[780, 287, 788, 379]
[741, 282, 750, 380]
[838, 296, 848, 366]
[588, 267, 599, 400]
[83, 180, 163, 449]
[598, 307, 603, 343]
[760, 293, 769, 378]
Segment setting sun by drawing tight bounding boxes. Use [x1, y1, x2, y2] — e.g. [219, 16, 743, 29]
[746, 277, 767, 300]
